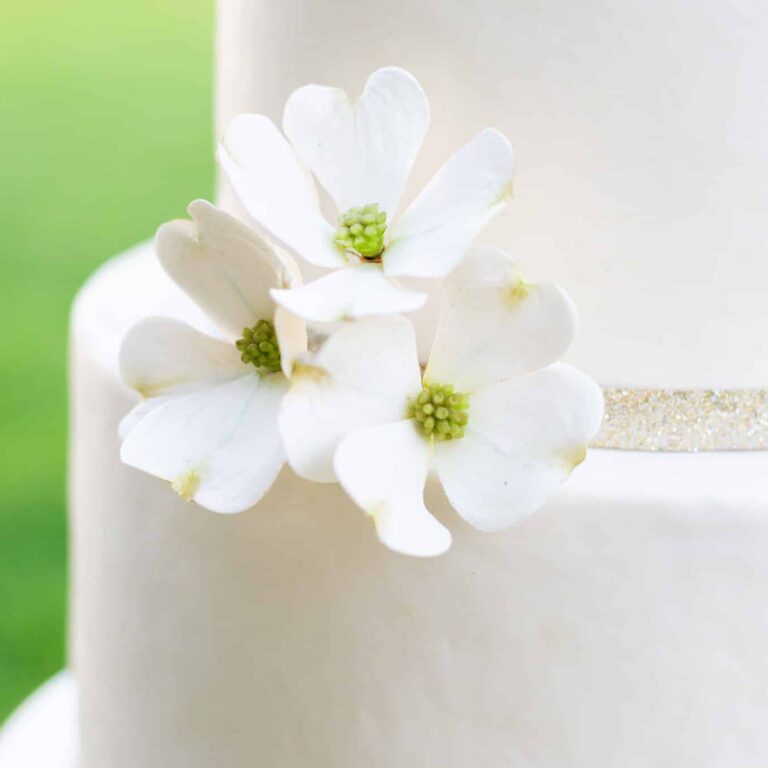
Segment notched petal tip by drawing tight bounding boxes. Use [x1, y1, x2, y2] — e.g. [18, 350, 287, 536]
[186, 197, 216, 222]
[470, 128, 516, 214]
[289, 358, 328, 383]
[560, 444, 589, 473]
[369, 502, 453, 558]
[130, 379, 179, 399]
[502, 278, 533, 308]
[155, 217, 198, 258]
[273, 306, 308, 379]
[172, 469, 201, 501]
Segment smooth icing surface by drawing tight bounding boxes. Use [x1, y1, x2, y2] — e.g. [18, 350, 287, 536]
[70, 245, 768, 767]
[0, 672, 78, 768]
[216, 0, 768, 388]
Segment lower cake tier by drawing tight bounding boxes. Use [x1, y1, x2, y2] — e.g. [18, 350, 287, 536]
[0, 673, 77, 767]
[70, 244, 768, 767]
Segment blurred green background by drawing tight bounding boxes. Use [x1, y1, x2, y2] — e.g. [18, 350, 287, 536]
[0, 0, 213, 720]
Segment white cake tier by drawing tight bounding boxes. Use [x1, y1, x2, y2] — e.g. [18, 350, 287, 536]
[0, 673, 78, 768]
[216, 0, 768, 389]
[70, 243, 768, 767]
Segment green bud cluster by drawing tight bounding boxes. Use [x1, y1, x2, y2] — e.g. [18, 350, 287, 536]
[334, 203, 387, 259]
[235, 319, 281, 373]
[408, 383, 469, 441]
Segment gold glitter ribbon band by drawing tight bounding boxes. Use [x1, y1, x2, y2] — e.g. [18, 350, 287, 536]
[593, 388, 768, 452]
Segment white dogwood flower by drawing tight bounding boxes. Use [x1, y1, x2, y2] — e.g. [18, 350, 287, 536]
[218, 66, 514, 324]
[279, 246, 604, 557]
[119, 200, 306, 513]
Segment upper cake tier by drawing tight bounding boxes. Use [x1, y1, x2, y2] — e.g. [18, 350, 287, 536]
[216, 0, 768, 390]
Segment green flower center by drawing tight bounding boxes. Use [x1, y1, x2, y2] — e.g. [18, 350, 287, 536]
[235, 319, 281, 373]
[334, 203, 387, 259]
[408, 383, 469, 441]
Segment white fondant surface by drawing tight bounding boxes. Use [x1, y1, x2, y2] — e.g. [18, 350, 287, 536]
[0, 673, 78, 768]
[70, 244, 768, 767]
[216, 0, 768, 389]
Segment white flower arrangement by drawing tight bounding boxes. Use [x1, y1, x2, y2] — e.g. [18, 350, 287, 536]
[118, 67, 604, 557]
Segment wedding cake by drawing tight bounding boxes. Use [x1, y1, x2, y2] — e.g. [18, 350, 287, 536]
[3, 1, 768, 766]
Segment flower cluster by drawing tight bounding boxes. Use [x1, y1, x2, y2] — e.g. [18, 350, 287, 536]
[119, 67, 604, 556]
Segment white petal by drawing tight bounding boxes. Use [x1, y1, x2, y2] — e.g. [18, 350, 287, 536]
[283, 67, 430, 218]
[434, 364, 604, 532]
[121, 373, 287, 514]
[425, 245, 578, 391]
[335, 421, 451, 557]
[385, 128, 514, 278]
[119, 396, 173, 441]
[156, 200, 301, 339]
[273, 306, 308, 379]
[120, 317, 244, 398]
[279, 317, 421, 482]
[218, 114, 345, 268]
[271, 263, 426, 323]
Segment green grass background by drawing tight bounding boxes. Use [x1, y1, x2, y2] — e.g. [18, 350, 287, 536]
[0, 0, 213, 720]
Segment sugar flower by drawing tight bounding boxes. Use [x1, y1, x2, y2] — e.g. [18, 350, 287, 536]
[280, 246, 604, 556]
[218, 66, 514, 323]
[119, 200, 306, 513]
